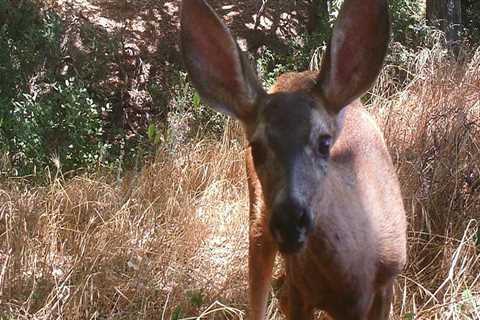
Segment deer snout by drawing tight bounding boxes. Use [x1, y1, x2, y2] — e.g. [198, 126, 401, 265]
[269, 200, 313, 254]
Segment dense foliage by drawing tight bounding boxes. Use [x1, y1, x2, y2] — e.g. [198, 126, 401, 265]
[0, 1, 112, 176]
[0, 0, 478, 178]
[463, 0, 480, 44]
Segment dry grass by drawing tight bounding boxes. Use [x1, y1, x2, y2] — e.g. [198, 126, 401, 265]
[372, 46, 480, 319]
[0, 124, 249, 319]
[1, 48, 480, 319]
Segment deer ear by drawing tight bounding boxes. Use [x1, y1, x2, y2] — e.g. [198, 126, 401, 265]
[180, 0, 264, 120]
[315, 0, 390, 113]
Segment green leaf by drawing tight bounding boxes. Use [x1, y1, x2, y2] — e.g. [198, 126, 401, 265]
[462, 289, 473, 301]
[171, 305, 181, 320]
[192, 92, 201, 108]
[147, 123, 156, 140]
[403, 312, 416, 319]
[476, 228, 480, 248]
[187, 289, 203, 307]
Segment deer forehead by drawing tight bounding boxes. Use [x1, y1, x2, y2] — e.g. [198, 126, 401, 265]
[251, 92, 336, 148]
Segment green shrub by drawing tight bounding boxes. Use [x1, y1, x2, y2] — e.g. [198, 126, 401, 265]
[254, 0, 431, 89]
[163, 71, 227, 153]
[390, 0, 429, 47]
[0, 1, 112, 177]
[1, 78, 106, 176]
[463, 0, 480, 44]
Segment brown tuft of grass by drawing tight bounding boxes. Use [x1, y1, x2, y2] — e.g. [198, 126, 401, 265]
[1, 48, 480, 319]
[371, 46, 480, 319]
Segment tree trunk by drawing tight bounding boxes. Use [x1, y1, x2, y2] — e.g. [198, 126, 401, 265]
[427, 0, 462, 56]
[427, 0, 447, 29]
[307, 0, 330, 35]
[447, 0, 462, 56]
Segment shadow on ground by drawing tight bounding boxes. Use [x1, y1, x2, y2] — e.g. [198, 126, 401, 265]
[51, 0, 312, 131]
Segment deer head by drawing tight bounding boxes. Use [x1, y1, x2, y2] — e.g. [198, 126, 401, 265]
[181, 0, 390, 253]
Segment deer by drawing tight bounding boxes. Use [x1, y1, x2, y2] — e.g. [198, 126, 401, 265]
[180, 0, 407, 319]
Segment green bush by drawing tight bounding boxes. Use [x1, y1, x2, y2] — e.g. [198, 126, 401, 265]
[463, 0, 480, 44]
[1, 78, 106, 176]
[254, 0, 431, 88]
[0, 1, 112, 177]
[390, 0, 429, 47]
[164, 71, 227, 152]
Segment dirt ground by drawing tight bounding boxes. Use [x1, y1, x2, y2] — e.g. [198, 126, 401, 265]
[44, 0, 313, 140]
[56, 0, 309, 56]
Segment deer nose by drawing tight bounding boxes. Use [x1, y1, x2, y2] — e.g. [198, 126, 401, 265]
[269, 200, 313, 254]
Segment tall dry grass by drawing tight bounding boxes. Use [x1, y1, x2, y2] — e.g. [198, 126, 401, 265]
[0, 124, 250, 319]
[1, 47, 479, 319]
[372, 45, 480, 319]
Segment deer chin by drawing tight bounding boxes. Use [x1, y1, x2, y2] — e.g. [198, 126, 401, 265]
[276, 236, 307, 255]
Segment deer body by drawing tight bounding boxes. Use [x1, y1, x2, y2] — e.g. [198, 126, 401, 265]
[181, 0, 407, 319]
[246, 73, 406, 319]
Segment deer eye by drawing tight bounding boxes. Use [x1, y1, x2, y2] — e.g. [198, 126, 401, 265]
[318, 134, 332, 158]
[250, 141, 267, 166]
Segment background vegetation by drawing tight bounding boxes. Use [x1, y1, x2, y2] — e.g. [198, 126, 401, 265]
[0, 0, 479, 319]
